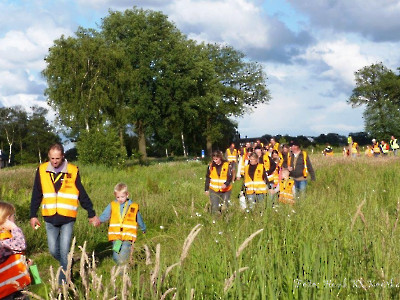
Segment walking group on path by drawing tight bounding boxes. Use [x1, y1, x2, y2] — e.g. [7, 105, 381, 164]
[205, 138, 316, 214]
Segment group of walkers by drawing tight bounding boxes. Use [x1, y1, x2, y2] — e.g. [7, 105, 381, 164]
[204, 138, 316, 214]
[1, 143, 146, 299]
[333, 135, 400, 157]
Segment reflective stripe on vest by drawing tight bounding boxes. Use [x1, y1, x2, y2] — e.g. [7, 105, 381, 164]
[0, 254, 31, 298]
[39, 163, 79, 218]
[391, 139, 399, 149]
[108, 202, 139, 241]
[373, 144, 381, 153]
[244, 164, 267, 194]
[209, 162, 232, 192]
[226, 148, 237, 162]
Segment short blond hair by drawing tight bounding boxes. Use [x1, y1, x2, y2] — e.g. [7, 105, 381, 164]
[0, 201, 16, 226]
[114, 183, 128, 194]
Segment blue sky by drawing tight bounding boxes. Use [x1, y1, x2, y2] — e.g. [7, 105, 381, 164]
[1, 0, 400, 139]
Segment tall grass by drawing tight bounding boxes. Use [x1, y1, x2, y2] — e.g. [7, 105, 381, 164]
[2, 155, 400, 298]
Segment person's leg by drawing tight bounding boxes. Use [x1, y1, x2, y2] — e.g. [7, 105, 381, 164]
[246, 194, 256, 209]
[59, 221, 75, 283]
[221, 190, 232, 211]
[209, 190, 221, 214]
[294, 180, 308, 199]
[45, 222, 61, 263]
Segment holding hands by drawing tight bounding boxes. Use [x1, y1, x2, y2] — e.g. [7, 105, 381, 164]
[89, 216, 101, 227]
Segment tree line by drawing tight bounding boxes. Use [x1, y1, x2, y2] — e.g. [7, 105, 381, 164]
[41, 7, 269, 165]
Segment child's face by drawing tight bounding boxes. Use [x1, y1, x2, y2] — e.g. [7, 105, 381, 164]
[115, 191, 129, 204]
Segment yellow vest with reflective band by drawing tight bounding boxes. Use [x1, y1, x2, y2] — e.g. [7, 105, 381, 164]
[226, 148, 237, 162]
[244, 164, 268, 195]
[381, 143, 389, 154]
[390, 139, 399, 149]
[278, 178, 295, 204]
[271, 165, 280, 187]
[39, 163, 79, 218]
[288, 151, 308, 178]
[373, 144, 381, 153]
[108, 201, 138, 242]
[351, 143, 358, 154]
[209, 162, 232, 192]
[0, 232, 31, 298]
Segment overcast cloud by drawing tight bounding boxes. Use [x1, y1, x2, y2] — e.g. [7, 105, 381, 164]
[1, 0, 399, 139]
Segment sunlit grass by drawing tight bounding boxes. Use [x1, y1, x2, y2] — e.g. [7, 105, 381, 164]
[2, 154, 400, 298]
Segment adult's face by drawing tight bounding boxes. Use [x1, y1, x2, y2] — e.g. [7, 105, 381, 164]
[48, 149, 64, 168]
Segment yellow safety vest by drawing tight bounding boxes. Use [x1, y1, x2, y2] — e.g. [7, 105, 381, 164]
[278, 178, 295, 204]
[226, 148, 237, 162]
[288, 151, 308, 178]
[39, 163, 79, 218]
[0, 232, 31, 298]
[373, 144, 381, 154]
[209, 162, 232, 192]
[244, 164, 268, 195]
[351, 143, 358, 154]
[390, 139, 399, 150]
[108, 202, 139, 242]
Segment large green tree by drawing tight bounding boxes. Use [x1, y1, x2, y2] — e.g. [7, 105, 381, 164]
[348, 63, 400, 140]
[42, 7, 270, 160]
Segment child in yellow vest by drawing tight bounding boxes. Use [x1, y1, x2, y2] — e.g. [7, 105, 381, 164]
[269, 168, 296, 205]
[99, 183, 146, 265]
[0, 201, 31, 299]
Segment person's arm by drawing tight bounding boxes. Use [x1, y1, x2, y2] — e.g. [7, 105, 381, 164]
[224, 163, 233, 186]
[30, 169, 42, 219]
[30, 168, 43, 229]
[307, 156, 316, 181]
[137, 211, 146, 233]
[75, 171, 96, 218]
[266, 157, 276, 176]
[204, 165, 211, 192]
[98, 203, 112, 223]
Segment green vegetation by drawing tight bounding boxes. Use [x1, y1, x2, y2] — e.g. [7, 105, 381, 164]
[2, 155, 400, 299]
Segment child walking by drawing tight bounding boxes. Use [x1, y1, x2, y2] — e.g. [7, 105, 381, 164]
[99, 183, 146, 265]
[0, 201, 31, 299]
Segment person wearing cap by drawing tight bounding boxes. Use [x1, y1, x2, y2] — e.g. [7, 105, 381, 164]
[287, 140, 316, 196]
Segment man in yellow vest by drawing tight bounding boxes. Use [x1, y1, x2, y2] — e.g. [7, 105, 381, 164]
[390, 136, 399, 156]
[225, 143, 238, 181]
[30, 143, 100, 284]
[288, 140, 316, 196]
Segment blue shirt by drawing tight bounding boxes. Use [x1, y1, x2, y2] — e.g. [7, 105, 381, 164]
[99, 199, 146, 232]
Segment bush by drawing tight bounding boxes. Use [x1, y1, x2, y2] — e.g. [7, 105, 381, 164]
[76, 127, 127, 167]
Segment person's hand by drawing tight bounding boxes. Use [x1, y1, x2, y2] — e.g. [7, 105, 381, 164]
[1, 219, 17, 231]
[288, 166, 293, 171]
[30, 218, 41, 230]
[205, 191, 209, 196]
[221, 184, 227, 190]
[89, 216, 100, 227]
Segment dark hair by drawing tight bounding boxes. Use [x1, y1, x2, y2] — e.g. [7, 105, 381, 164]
[212, 150, 225, 161]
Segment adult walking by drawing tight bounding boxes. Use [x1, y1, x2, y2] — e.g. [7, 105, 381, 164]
[30, 143, 100, 284]
[287, 140, 316, 196]
[390, 136, 399, 156]
[204, 150, 233, 214]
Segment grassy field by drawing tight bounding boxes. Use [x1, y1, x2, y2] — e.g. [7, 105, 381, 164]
[1, 154, 400, 299]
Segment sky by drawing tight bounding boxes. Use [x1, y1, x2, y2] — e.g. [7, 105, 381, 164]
[1, 0, 400, 139]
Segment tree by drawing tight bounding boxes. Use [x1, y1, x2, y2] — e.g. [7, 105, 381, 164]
[348, 63, 400, 140]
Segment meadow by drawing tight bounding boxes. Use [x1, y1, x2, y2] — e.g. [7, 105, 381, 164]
[1, 153, 400, 299]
